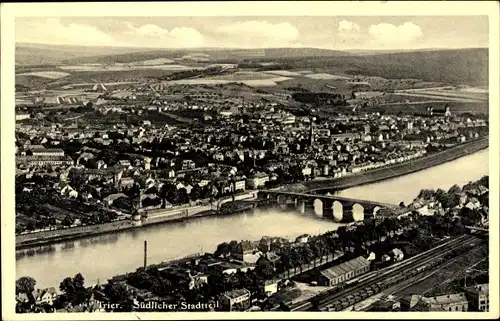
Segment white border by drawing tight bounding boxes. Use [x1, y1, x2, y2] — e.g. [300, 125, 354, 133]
[1, 1, 499, 320]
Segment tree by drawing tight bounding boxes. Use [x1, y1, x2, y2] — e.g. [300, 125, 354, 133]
[448, 184, 462, 195]
[59, 273, 87, 306]
[16, 276, 36, 295]
[418, 189, 435, 200]
[214, 242, 231, 258]
[255, 256, 275, 279]
[479, 176, 489, 188]
[177, 188, 189, 204]
[190, 185, 203, 202]
[103, 281, 134, 312]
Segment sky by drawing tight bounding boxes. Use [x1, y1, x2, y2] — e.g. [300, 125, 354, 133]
[15, 16, 489, 50]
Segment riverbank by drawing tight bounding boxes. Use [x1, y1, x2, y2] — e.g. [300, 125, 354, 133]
[16, 192, 257, 250]
[302, 137, 488, 193]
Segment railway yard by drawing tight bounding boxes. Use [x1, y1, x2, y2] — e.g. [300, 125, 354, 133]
[286, 233, 487, 312]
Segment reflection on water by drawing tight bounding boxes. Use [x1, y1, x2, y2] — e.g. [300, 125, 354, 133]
[17, 210, 340, 288]
[16, 149, 488, 289]
[336, 149, 489, 205]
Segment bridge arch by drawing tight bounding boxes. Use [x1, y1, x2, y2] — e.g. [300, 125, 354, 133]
[286, 195, 298, 205]
[277, 195, 288, 210]
[333, 201, 343, 222]
[313, 199, 324, 216]
[352, 203, 365, 221]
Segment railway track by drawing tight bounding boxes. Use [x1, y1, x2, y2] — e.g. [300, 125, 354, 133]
[289, 234, 480, 311]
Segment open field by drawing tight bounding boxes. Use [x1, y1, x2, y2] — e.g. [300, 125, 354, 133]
[209, 71, 289, 81]
[392, 92, 484, 103]
[165, 71, 293, 87]
[305, 73, 351, 80]
[57, 64, 201, 72]
[124, 58, 175, 65]
[17, 71, 70, 79]
[372, 101, 488, 115]
[16, 69, 187, 90]
[355, 91, 384, 98]
[166, 77, 292, 87]
[263, 70, 304, 77]
[63, 81, 139, 87]
[458, 87, 488, 93]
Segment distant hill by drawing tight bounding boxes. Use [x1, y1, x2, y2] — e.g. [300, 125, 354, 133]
[342, 48, 482, 55]
[15, 43, 488, 86]
[16, 43, 356, 65]
[63, 47, 355, 64]
[16, 43, 161, 65]
[284, 48, 489, 86]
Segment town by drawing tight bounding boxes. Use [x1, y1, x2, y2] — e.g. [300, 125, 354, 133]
[14, 73, 490, 313]
[15, 82, 488, 235]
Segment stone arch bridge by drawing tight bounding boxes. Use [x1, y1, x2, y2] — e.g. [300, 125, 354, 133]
[256, 190, 399, 222]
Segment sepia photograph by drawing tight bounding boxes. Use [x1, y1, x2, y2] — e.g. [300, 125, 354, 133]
[1, 1, 499, 320]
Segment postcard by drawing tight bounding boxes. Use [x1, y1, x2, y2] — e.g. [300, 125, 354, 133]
[1, 1, 498, 320]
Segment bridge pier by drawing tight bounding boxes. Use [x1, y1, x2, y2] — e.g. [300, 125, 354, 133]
[302, 201, 315, 215]
[296, 200, 306, 214]
[341, 204, 354, 223]
[364, 207, 376, 220]
[323, 200, 334, 219]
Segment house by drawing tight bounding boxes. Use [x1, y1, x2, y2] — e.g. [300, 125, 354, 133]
[246, 172, 269, 189]
[20, 287, 59, 306]
[318, 256, 370, 286]
[30, 147, 65, 157]
[96, 160, 107, 169]
[120, 177, 135, 188]
[381, 254, 391, 262]
[465, 284, 489, 311]
[454, 192, 468, 207]
[182, 159, 196, 170]
[60, 184, 78, 198]
[258, 237, 273, 253]
[400, 294, 423, 311]
[219, 288, 251, 311]
[402, 293, 469, 311]
[234, 177, 246, 191]
[263, 251, 281, 266]
[158, 267, 208, 290]
[295, 234, 310, 244]
[262, 279, 278, 296]
[103, 193, 127, 206]
[233, 240, 261, 264]
[34, 287, 58, 305]
[302, 166, 312, 176]
[390, 248, 404, 262]
[464, 197, 481, 210]
[16, 292, 32, 304]
[118, 159, 131, 167]
[184, 184, 193, 194]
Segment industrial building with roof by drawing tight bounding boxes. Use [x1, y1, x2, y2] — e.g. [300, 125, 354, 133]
[318, 256, 370, 286]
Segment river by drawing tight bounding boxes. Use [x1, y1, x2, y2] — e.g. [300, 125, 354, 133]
[16, 149, 489, 289]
